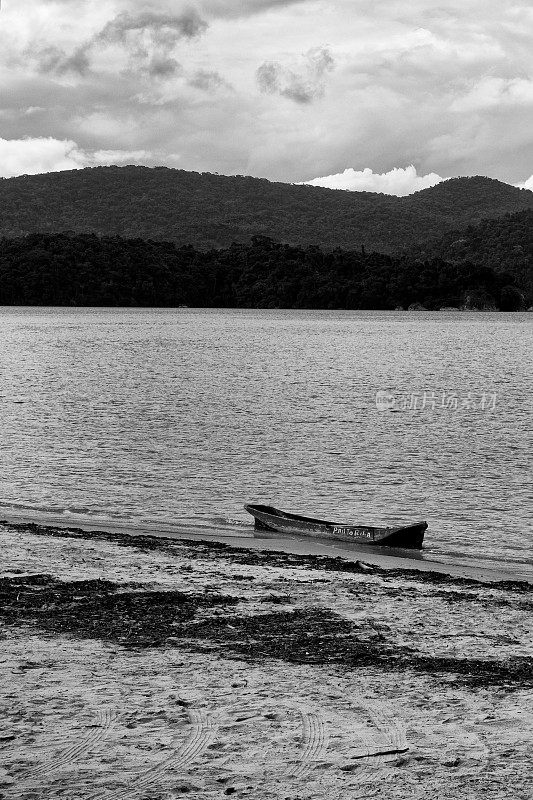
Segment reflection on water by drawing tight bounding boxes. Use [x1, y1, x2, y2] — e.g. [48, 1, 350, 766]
[0, 308, 531, 578]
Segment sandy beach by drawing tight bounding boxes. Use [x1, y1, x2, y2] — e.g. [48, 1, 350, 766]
[1, 520, 532, 800]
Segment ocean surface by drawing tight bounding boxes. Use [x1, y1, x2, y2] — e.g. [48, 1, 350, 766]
[0, 308, 531, 578]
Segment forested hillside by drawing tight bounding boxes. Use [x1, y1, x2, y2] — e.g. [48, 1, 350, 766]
[0, 167, 532, 253]
[0, 232, 527, 310]
[408, 209, 533, 295]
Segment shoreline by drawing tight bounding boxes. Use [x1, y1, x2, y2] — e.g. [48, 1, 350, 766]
[1, 512, 531, 585]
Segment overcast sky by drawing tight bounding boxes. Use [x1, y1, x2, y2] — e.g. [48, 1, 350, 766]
[0, 0, 532, 194]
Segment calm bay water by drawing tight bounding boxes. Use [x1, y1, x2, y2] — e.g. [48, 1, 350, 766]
[1, 308, 531, 577]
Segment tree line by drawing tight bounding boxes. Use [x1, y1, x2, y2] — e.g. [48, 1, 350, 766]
[0, 232, 527, 310]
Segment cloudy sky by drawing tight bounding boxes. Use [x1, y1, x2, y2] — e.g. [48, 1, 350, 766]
[0, 0, 532, 194]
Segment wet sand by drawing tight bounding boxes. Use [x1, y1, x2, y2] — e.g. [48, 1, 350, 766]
[2, 510, 530, 584]
[1, 521, 532, 799]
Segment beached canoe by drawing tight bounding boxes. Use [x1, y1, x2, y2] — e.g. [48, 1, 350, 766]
[244, 504, 427, 549]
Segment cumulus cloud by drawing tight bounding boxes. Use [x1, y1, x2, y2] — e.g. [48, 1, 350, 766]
[257, 47, 335, 103]
[0, 137, 153, 178]
[29, 9, 208, 78]
[516, 174, 533, 191]
[96, 10, 207, 78]
[0, 137, 87, 177]
[98, 10, 207, 45]
[303, 166, 444, 196]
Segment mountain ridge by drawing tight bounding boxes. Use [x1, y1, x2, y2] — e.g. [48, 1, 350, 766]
[1, 166, 532, 253]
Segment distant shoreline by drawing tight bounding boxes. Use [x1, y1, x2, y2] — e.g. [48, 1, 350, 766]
[0, 305, 531, 312]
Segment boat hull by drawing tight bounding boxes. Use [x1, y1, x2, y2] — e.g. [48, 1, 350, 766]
[244, 504, 427, 549]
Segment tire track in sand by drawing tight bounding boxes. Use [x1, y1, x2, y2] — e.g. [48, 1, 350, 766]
[346, 700, 408, 788]
[20, 706, 116, 784]
[95, 707, 218, 800]
[287, 708, 329, 779]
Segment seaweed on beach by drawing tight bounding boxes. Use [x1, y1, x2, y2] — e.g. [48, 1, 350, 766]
[0, 574, 239, 647]
[2, 574, 532, 690]
[177, 607, 533, 689]
[347, 582, 533, 611]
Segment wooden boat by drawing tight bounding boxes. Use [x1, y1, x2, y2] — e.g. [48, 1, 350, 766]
[244, 504, 427, 549]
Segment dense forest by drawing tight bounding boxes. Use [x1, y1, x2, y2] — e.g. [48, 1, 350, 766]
[1, 166, 532, 253]
[0, 231, 528, 310]
[408, 209, 533, 295]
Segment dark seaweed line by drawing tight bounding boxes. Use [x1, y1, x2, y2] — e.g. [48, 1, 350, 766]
[2, 521, 531, 593]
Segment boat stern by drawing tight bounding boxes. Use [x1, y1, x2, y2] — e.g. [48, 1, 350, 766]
[378, 521, 427, 549]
